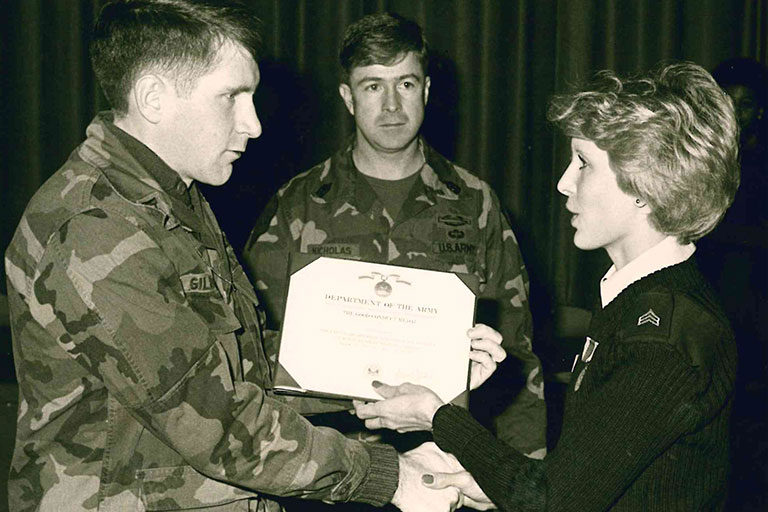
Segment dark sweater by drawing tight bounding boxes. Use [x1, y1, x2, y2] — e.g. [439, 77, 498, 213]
[433, 258, 737, 511]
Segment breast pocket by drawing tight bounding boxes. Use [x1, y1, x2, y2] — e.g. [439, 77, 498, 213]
[206, 300, 245, 385]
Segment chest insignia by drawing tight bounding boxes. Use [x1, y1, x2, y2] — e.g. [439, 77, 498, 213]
[637, 309, 660, 327]
[581, 336, 600, 363]
[574, 366, 588, 391]
[437, 214, 472, 227]
[573, 336, 600, 389]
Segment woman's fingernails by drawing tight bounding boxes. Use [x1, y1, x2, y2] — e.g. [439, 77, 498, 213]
[422, 474, 434, 484]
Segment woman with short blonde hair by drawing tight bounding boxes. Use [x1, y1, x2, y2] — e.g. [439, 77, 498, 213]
[354, 62, 740, 511]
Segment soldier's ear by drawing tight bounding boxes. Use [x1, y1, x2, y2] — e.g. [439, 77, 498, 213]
[339, 83, 354, 116]
[133, 74, 167, 124]
[423, 76, 431, 106]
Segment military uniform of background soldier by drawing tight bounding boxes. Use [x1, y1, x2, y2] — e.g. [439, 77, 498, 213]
[3, 2, 469, 510]
[244, 13, 547, 459]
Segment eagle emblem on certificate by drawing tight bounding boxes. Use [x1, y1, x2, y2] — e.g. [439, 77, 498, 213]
[358, 271, 411, 298]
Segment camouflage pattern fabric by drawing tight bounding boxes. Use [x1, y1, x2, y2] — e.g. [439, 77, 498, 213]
[4, 113, 398, 511]
[243, 138, 547, 458]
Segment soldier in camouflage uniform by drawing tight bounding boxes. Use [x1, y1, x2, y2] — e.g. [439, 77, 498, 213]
[4, 2, 475, 510]
[243, 13, 547, 459]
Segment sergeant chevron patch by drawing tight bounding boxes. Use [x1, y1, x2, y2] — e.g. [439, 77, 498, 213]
[637, 309, 661, 327]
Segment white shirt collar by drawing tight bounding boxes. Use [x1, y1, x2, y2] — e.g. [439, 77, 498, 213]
[600, 236, 695, 307]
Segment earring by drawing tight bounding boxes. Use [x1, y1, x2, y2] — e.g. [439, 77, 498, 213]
[634, 198, 646, 208]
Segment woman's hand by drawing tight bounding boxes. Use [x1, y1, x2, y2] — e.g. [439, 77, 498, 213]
[468, 324, 506, 390]
[353, 382, 444, 432]
[423, 470, 496, 510]
[353, 324, 505, 432]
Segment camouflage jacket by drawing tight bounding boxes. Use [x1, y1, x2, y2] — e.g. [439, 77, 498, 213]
[4, 113, 398, 511]
[243, 138, 547, 457]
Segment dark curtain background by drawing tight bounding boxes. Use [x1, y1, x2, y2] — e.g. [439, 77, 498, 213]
[0, 1, 766, 509]
[2, 0, 765, 311]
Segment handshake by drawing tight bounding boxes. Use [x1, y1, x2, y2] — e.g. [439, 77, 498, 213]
[393, 442, 494, 511]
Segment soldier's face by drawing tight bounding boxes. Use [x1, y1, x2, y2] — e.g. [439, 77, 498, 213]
[339, 52, 430, 155]
[725, 85, 763, 132]
[161, 41, 262, 187]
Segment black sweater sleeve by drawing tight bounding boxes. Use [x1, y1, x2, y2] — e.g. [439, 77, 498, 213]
[433, 342, 703, 511]
[433, 403, 546, 510]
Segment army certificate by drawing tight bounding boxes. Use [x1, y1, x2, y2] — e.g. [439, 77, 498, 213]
[272, 256, 476, 405]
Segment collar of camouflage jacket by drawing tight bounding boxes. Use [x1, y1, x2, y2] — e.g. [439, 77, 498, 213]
[318, 136, 464, 216]
[79, 112, 217, 247]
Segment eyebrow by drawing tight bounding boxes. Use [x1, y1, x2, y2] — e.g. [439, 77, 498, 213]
[223, 84, 257, 95]
[355, 73, 422, 86]
[574, 149, 590, 160]
[571, 141, 590, 155]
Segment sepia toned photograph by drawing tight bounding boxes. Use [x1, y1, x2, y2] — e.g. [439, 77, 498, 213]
[0, 1, 765, 511]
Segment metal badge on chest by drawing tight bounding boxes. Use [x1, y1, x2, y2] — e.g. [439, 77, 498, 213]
[572, 336, 600, 391]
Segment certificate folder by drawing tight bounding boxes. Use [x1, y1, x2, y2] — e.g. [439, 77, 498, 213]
[272, 254, 477, 407]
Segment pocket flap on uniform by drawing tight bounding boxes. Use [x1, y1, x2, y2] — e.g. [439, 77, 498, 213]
[182, 275, 242, 334]
[194, 293, 242, 334]
[206, 308, 242, 334]
[137, 464, 258, 510]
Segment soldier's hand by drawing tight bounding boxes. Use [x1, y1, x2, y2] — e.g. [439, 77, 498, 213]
[423, 470, 496, 510]
[392, 443, 461, 512]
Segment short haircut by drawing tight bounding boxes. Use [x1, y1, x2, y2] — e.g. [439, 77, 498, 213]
[548, 62, 740, 244]
[90, 0, 262, 114]
[339, 12, 429, 82]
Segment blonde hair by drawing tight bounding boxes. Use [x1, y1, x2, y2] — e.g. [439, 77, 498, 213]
[548, 62, 740, 243]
